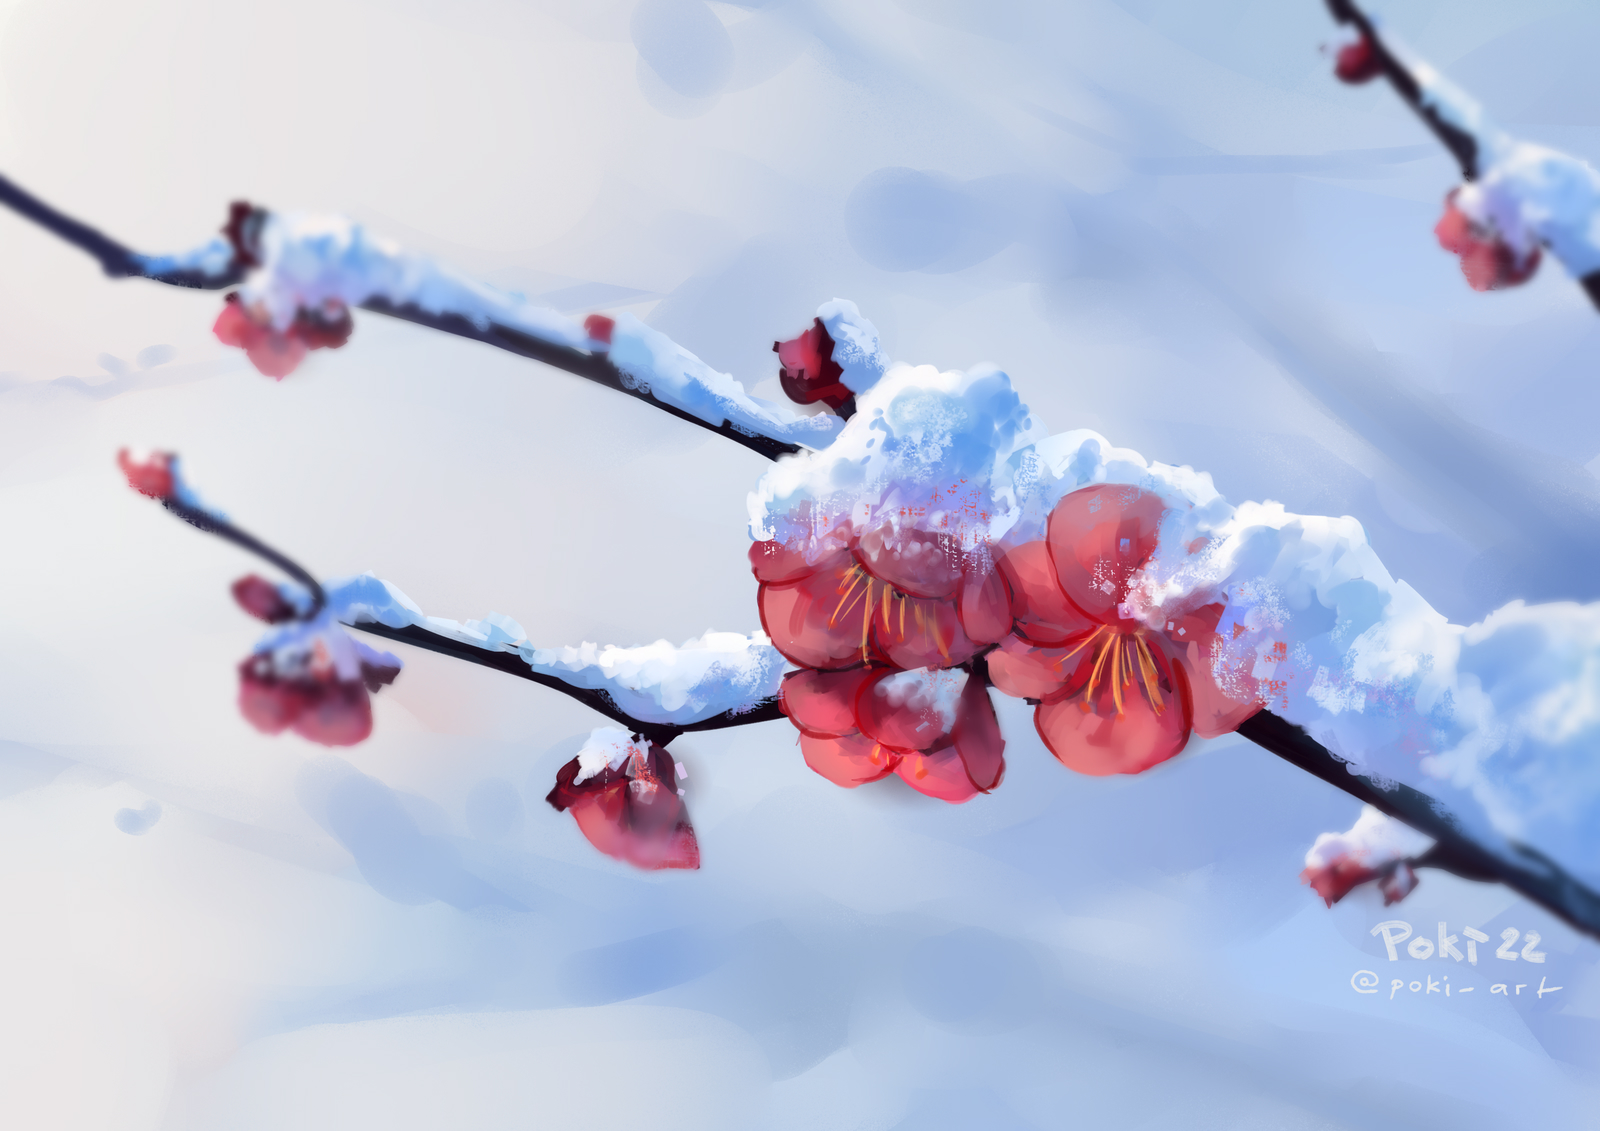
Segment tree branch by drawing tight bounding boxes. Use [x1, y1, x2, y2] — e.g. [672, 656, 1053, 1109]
[1239, 711, 1600, 939]
[1325, 0, 1480, 179]
[346, 620, 783, 746]
[0, 172, 244, 289]
[359, 297, 801, 460]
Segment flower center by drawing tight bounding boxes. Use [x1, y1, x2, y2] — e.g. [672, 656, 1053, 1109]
[828, 563, 949, 663]
[1069, 626, 1167, 717]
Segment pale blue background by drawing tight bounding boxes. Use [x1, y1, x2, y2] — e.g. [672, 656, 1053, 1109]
[1, 1, 1598, 1127]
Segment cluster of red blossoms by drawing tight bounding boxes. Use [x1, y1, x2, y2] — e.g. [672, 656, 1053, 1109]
[755, 485, 1263, 799]
[546, 736, 699, 871]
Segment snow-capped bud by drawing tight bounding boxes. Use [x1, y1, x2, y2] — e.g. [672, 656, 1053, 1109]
[775, 318, 852, 412]
[117, 448, 176, 500]
[1435, 189, 1541, 291]
[546, 728, 699, 870]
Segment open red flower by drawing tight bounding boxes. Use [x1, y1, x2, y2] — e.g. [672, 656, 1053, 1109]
[781, 665, 1004, 802]
[1434, 189, 1540, 292]
[774, 318, 852, 412]
[234, 582, 401, 746]
[545, 730, 699, 870]
[214, 292, 354, 379]
[987, 485, 1261, 776]
[752, 523, 1010, 673]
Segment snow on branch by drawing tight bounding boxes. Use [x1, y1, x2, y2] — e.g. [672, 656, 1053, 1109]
[1327, 0, 1600, 303]
[0, 175, 852, 458]
[322, 572, 787, 744]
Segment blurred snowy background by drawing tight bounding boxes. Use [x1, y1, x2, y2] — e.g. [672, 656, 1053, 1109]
[3, 0, 1600, 1126]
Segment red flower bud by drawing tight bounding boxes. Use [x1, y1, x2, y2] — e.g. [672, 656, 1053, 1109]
[117, 449, 175, 500]
[231, 575, 298, 624]
[1335, 35, 1382, 84]
[774, 318, 852, 412]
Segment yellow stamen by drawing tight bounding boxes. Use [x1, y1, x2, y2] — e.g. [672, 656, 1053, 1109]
[829, 565, 867, 627]
[1087, 631, 1113, 698]
[1110, 636, 1125, 716]
[1134, 634, 1165, 715]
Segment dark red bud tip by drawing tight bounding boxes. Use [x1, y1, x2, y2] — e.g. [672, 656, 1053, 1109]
[222, 201, 267, 269]
[1335, 35, 1382, 83]
[117, 448, 175, 499]
[776, 318, 852, 412]
[584, 314, 615, 347]
[232, 575, 297, 623]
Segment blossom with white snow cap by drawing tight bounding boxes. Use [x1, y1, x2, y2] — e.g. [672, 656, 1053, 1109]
[1302, 805, 1434, 907]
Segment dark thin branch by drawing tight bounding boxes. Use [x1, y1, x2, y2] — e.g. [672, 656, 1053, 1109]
[1238, 711, 1600, 940]
[360, 298, 801, 460]
[0, 172, 244, 289]
[1324, 0, 1479, 179]
[161, 496, 326, 621]
[0, 172, 804, 458]
[347, 620, 784, 746]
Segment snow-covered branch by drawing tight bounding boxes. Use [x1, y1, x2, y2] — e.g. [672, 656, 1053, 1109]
[1327, 0, 1600, 304]
[0, 176, 849, 458]
[325, 573, 787, 745]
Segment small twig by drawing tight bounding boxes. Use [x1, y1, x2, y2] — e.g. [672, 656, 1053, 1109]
[160, 495, 327, 621]
[0, 172, 244, 289]
[1324, 0, 1479, 179]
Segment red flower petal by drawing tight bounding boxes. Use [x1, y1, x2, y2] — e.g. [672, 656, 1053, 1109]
[855, 526, 964, 599]
[952, 681, 1004, 792]
[584, 314, 615, 346]
[956, 564, 1012, 645]
[1159, 608, 1262, 738]
[291, 679, 374, 746]
[1046, 486, 1167, 621]
[238, 663, 308, 735]
[758, 559, 883, 670]
[1034, 634, 1191, 775]
[856, 668, 964, 752]
[232, 574, 297, 623]
[878, 593, 979, 670]
[547, 744, 700, 870]
[1334, 35, 1382, 83]
[750, 539, 834, 585]
[996, 541, 1095, 645]
[117, 448, 175, 500]
[781, 667, 877, 737]
[800, 731, 898, 788]
[894, 744, 978, 803]
[1301, 858, 1380, 908]
[986, 633, 1093, 701]
[568, 790, 701, 870]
